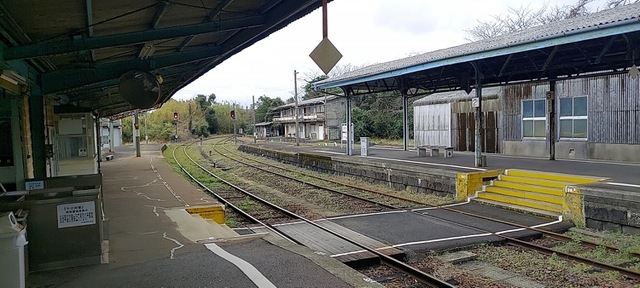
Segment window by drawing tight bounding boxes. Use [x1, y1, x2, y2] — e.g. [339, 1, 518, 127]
[522, 99, 546, 138]
[559, 96, 588, 139]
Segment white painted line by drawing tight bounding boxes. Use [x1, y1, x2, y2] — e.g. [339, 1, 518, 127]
[495, 215, 563, 235]
[150, 157, 189, 206]
[162, 232, 184, 260]
[327, 210, 407, 220]
[605, 182, 640, 188]
[312, 150, 344, 155]
[330, 216, 564, 257]
[205, 243, 277, 288]
[412, 199, 472, 211]
[120, 179, 159, 191]
[365, 156, 486, 171]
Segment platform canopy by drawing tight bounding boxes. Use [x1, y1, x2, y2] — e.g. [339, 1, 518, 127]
[314, 3, 640, 96]
[1, 0, 327, 117]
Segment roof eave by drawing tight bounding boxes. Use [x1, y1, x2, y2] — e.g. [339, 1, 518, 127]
[315, 19, 640, 90]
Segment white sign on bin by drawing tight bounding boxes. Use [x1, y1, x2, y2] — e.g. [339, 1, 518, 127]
[57, 201, 96, 228]
[25, 180, 44, 190]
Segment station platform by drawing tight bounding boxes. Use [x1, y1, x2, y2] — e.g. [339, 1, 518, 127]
[257, 140, 640, 186]
[26, 144, 380, 288]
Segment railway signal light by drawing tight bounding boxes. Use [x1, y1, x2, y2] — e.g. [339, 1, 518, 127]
[173, 112, 179, 121]
[230, 110, 235, 119]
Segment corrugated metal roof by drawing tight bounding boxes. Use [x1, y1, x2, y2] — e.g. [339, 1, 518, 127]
[413, 87, 501, 106]
[255, 122, 273, 126]
[317, 3, 640, 88]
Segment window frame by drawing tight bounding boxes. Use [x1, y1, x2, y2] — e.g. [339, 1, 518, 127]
[558, 95, 588, 140]
[521, 99, 547, 139]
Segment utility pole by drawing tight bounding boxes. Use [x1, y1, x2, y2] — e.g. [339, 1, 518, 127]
[252, 95, 256, 144]
[294, 70, 299, 146]
[134, 110, 141, 157]
[144, 112, 148, 144]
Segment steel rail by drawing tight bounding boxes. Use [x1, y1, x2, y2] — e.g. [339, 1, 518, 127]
[218, 140, 640, 279]
[220, 144, 429, 207]
[171, 142, 299, 244]
[223, 140, 640, 259]
[189, 139, 454, 287]
[211, 143, 398, 210]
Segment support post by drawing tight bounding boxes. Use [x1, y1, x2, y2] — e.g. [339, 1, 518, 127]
[94, 112, 101, 173]
[134, 110, 141, 157]
[402, 92, 409, 151]
[294, 70, 299, 146]
[473, 65, 483, 167]
[346, 93, 352, 156]
[29, 90, 46, 178]
[144, 112, 148, 144]
[252, 95, 256, 143]
[548, 80, 556, 160]
[233, 103, 237, 145]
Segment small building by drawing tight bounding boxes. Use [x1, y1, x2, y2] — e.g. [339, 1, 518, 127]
[255, 122, 278, 138]
[100, 118, 122, 151]
[414, 73, 640, 162]
[272, 96, 345, 140]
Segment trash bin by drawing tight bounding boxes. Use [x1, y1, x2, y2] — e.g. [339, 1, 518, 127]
[0, 212, 27, 288]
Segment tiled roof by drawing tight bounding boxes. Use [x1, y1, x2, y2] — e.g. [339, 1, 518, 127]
[318, 3, 640, 87]
[272, 95, 340, 110]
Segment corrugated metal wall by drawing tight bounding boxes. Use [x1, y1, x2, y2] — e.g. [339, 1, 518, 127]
[413, 103, 451, 147]
[556, 74, 640, 144]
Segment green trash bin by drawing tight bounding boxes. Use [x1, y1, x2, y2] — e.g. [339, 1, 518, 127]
[0, 212, 27, 288]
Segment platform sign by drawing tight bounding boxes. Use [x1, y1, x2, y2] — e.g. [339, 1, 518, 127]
[310, 38, 342, 75]
[340, 123, 354, 143]
[57, 201, 96, 228]
[471, 97, 480, 108]
[25, 180, 45, 190]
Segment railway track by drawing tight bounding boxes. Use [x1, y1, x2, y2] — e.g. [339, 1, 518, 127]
[212, 138, 640, 281]
[172, 140, 455, 288]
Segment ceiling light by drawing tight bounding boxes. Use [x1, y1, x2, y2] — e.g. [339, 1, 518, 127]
[138, 44, 156, 60]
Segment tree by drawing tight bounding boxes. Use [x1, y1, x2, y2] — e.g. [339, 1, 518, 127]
[465, 0, 596, 41]
[255, 95, 285, 123]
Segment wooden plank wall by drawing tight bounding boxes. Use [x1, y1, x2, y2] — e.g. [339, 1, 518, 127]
[556, 74, 640, 144]
[502, 83, 549, 141]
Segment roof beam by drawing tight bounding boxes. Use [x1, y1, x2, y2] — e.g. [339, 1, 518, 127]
[5, 15, 263, 60]
[41, 46, 223, 94]
[177, 0, 234, 51]
[171, 0, 319, 95]
[151, 1, 171, 29]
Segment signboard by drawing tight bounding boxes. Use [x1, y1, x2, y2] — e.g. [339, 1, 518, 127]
[57, 201, 96, 228]
[471, 97, 480, 108]
[340, 123, 354, 143]
[25, 180, 45, 190]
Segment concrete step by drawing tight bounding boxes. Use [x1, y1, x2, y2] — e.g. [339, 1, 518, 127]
[505, 169, 606, 184]
[492, 180, 564, 196]
[472, 197, 561, 218]
[483, 186, 564, 205]
[476, 191, 563, 214]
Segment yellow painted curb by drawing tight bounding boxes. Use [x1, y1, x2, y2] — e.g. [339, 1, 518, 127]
[186, 204, 226, 224]
[563, 186, 584, 227]
[505, 169, 607, 184]
[456, 170, 503, 201]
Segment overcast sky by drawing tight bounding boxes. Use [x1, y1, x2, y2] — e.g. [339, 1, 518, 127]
[172, 0, 605, 106]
